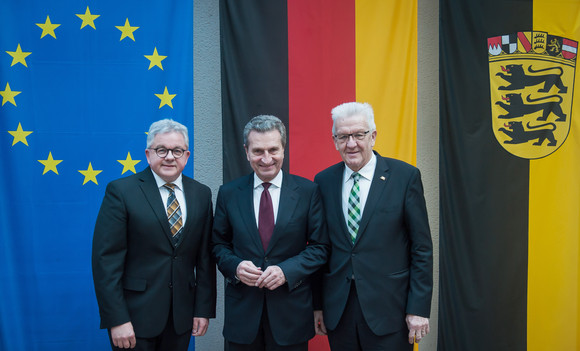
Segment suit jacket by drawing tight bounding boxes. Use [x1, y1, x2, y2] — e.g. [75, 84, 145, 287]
[314, 152, 432, 336]
[212, 172, 329, 346]
[92, 167, 216, 338]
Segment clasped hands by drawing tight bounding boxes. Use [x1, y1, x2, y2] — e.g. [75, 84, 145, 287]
[236, 260, 286, 290]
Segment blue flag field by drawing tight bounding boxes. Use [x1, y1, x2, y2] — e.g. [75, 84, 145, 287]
[0, 1, 194, 349]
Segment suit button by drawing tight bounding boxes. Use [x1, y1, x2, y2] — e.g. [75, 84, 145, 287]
[168, 283, 173, 289]
[264, 257, 269, 262]
[351, 253, 356, 257]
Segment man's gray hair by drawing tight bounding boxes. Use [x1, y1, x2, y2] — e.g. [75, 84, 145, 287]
[243, 115, 287, 148]
[331, 102, 376, 135]
[146, 119, 189, 148]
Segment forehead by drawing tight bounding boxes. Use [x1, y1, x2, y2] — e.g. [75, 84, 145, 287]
[152, 132, 186, 146]
[246, 130, 283, 149]
[334, 114, 369, 132]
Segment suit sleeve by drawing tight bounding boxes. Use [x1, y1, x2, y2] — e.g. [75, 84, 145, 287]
[91, 182, 131, 329]
[277, 185, 329, 291]
[404, 169, 433, 318]
[211, 187, 244, 282]
[193, 192, 217, 318]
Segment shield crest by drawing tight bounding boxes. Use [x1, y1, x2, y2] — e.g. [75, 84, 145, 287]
[488, 31, 576, 159]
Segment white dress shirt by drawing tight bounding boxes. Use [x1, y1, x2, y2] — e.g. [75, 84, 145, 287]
[253, 171, 283, 226]
[151, 170, 187, 225]
[341, 153, 377, 222]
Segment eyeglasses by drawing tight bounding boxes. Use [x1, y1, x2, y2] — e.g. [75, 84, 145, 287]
[333, 131, 370, 143]
[149, 147, 187, 158]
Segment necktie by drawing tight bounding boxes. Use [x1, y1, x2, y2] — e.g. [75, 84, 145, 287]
[163, 183, 183, 236]
[347, 173, 361, 243]
[258, 182, 274, 252]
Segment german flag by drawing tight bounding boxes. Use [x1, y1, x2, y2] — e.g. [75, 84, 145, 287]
[439, 0, 580, 350]
[220, 0, 418, 183]
[220, 1, 418, 349]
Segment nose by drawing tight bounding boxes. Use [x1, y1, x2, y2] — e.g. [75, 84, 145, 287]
[346, 137, 358, 148]
[261, 152, 272, 164]
[165, 150, 176, 160]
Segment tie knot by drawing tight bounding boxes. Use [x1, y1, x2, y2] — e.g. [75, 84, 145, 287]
[352, 172, 361, 182]
[163, 183, 176, 192]
[262, 182, 271, 190]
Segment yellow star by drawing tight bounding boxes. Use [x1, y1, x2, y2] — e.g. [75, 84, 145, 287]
[1, 82, 21, 107]
[116, 18, 139, 41]
[79, 162, 102, 185]
[38, 152, 63, 175]
[155, 86, 176, 109]
[117, 152, 141, 174]
[8, 122, 33, 146]
[36, 16, 61, 39]
[144, 47, 167, 70]
[6, 44, 32, 67]
[76, 6, 100, 30]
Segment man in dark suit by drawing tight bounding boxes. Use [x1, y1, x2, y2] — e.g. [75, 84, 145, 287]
[313, 102, 433, 350]
[92, 119, 216, 350]
[212, 115, 329, 351]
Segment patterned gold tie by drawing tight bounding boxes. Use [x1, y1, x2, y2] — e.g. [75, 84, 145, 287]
[163, 183, 182, 236]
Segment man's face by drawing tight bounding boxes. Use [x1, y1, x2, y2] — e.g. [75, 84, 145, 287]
[333, 114, 376, 172]
[245, 129, 285, 182]
[145, 132, 190, 183]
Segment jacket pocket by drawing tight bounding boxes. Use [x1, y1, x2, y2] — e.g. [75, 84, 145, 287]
[123, 276, 147, 292]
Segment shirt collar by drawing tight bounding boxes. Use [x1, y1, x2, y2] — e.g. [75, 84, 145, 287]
[343, 153, 377, 183]
[253, 171, 283, 189]
[151, 169, 184, 191]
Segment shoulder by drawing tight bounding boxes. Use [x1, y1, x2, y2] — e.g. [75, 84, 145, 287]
[285, 173, 317, 189]
[314, 161, 343, 182]
[182, 174, 211, 196]
[217, 173, 252, 195]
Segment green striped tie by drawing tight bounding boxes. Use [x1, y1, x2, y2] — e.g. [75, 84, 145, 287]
[347, 172, 361, 243]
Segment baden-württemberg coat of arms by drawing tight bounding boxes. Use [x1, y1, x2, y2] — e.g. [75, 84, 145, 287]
[488, 31, 577, 159]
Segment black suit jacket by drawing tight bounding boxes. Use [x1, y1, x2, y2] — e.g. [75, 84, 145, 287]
[92, 167, 216, 338]
[212, 172, 329, 346]
[314, 152, 432, 335]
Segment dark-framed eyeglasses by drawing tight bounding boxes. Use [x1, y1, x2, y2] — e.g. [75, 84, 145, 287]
[149, 147, 187, 158]
[333, 130, 370, 143]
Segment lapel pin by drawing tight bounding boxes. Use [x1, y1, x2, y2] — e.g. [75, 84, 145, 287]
[380, 176, 386, 181]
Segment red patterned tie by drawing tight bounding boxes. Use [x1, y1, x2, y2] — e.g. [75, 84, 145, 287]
[258, 183, 274, 251]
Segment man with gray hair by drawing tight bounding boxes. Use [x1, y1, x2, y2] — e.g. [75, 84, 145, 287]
[92, 119, 216, 350]
[313, 102, 433, 350]
[212, 115, 329, 350]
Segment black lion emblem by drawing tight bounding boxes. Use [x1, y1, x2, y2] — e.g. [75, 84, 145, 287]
[496, 64, 567, 93]
[498, 121, 557, 146]
[495, 93, 566, 121]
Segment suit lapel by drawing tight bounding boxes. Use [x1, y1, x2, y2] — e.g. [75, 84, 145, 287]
[355, 154, 390, 244]
[326, 163, 355, 247]
[237, 174, 264, 253]
[266, 173, 299, 254]
[138, 167, 174, 244]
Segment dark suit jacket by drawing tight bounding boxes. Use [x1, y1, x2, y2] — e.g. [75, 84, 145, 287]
[314, 152, 432, 336]
[212, 172, 329, 346]
[92, 167, 216, 338]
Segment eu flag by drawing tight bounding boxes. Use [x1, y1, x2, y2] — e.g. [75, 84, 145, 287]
[0, 1, 194, 349]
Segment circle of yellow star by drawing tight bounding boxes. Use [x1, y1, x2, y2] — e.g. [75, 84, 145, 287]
[118, 152, 141, 174]
[116, 18, 139, 41]
[38, 152, 63, 175]
[8, 122, 33, 146]
[36, 15, 61, 39]
[144, 47, 167, 70]
[155, 86, 176, 109]
[76, 6, 100, 30]
[79, 162, 102, 185]
[6, 44, 32, 67]
[1, 82, 22, 106]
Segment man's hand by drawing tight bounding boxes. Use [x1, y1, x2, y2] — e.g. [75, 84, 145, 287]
[192, 318, 209, 336]
[406, 314, 430, 344]
[255, 265, 286, 290]
[236, 260, 262, 286]
[110, 322, 136, 349]
[314, 310, 327, 335]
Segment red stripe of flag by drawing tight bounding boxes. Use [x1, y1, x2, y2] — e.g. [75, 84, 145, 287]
[287, 0, 356, 180]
